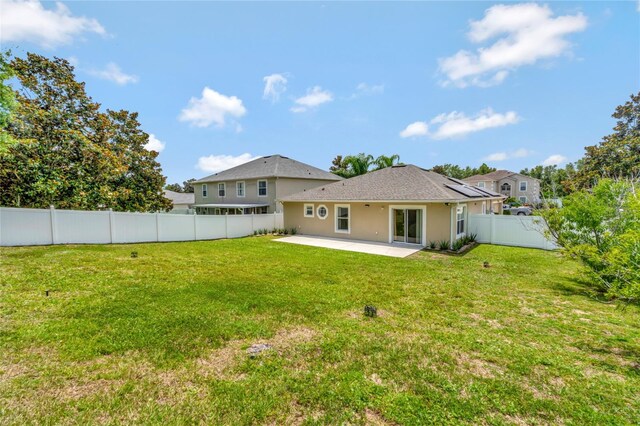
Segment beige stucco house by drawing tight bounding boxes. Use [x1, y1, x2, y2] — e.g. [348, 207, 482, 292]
[281, 165, 505, 248]
[463, 170, 541, 204]
[192, 155, 342, 215]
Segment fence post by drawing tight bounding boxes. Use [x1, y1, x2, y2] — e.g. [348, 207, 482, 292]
[49, 205, 58, 245]
[155, 212, 160, 242]
[108, 208, 115, 244]
[224, 214, 228, 239]
[490, 214, 495, 244]
[193, 211, 197, 241]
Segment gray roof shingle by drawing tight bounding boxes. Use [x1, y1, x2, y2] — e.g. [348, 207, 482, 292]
[280, 165, 504, 202]
[164, 190, 195, 205]
[464, 169, 539, 182]
[194, 155, 343, 183]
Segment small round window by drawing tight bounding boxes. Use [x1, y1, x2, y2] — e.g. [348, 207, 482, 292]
[317, 205, 328, 219]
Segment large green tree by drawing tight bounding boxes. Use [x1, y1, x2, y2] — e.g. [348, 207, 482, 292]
[570, 92, 640, 189]
[0, 53, 171, 212]
[330, 153, 400, 178]
[373, 154, 401, 170]
[0, 52, 16, 151]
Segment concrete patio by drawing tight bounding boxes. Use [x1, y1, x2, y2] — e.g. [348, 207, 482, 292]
[275, 235, 422, 258]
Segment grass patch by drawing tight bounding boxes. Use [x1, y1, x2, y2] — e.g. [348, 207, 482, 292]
[1, 237, 639, 424]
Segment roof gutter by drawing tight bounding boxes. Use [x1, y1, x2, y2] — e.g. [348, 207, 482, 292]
[278, 196, 506, 204]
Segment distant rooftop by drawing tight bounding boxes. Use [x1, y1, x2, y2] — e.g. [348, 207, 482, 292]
[281, 164, 504, 202]
[194, 155, 343, 183]
[464, 169, 539, 182]
[164, 190, 195, 205]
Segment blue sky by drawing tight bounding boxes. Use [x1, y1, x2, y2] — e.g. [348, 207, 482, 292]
[2, 1, 638, 183]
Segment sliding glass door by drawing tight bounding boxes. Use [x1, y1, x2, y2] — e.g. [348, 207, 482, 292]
[393, 209, 422, 244]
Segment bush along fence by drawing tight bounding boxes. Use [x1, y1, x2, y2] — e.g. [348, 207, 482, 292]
[0, 207, 284, 247]
[467, 214, 557, 251]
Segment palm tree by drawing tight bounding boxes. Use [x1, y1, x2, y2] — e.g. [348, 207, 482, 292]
[343, 153, 373, 177]
[373, 154, 401, 170]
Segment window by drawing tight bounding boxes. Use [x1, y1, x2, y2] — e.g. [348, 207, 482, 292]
[304, 204, 314, 218]
[236, 181, 245, 197]
[477, 182, 485, 188]
[519, 181, 527, 191]
[456, 206, 466, 236]
[335, 205, 350, 233]
[519, 196, 527, 203]
[258, 180, 268, 197]
[202, 184, 208, 197]
[217, 183, 226, 197]
[317, 205, 328, 220]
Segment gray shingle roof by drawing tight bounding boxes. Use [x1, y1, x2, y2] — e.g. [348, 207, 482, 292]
[280, 165, 504, 202]
[194, 155, 343, 183]
[464, 170, 539, 182]
[164, 190, 195, 205]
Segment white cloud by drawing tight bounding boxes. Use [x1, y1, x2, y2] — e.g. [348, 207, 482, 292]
[431, 108, 519, 139]
[89, 63, 138, 85]
[196, 153, 259, 173]
[0, 0, 106, 48]
[483, 148, 532, 162]
[353, 82, 384, 97]
[439, 3, 588, 87]
[399, 121, 429, 138]
[542, 154, 567, 166]
[484, 152, 509, 161]
[401, 108, 519, 140]
[144, 134, 165, 153]
[179, 87, 247, 128]
[290, 86, 333, 113]
[263, 73, 288, 103]
[512, 148, 532, 158]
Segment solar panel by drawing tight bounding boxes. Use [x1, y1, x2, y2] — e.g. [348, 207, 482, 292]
[445, 184, 485, 198]
[447, 177, 467, 185]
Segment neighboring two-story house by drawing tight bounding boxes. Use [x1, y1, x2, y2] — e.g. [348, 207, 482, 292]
[192, 154, 343, 215]
[463, 170, 541, 204]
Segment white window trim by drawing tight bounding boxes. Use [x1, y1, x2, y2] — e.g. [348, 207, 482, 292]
[236, 181, 245, 197]
[304, 203, 314, 218]
[257, 180, 268, 197]
[519, 196, 527, 203]
[519, 181, 527, 192]
[456, 205, 466, 238]
[477, 182, 485, 188]
[334, 204, 350, 234]
[317, 204, 328, 220]
[218, 183, 226, 198]
[202, 184, 208, 198]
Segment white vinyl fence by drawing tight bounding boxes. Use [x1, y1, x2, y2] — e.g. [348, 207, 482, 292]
[468, 214, 557, 250]
[0, 207, 284, 247]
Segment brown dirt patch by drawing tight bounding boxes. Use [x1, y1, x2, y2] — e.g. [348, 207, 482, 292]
[365, 408, 397, 425]
[455, 352, 504, 379]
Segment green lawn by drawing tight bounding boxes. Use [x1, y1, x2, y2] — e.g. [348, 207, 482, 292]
[1, 237, 639, 425]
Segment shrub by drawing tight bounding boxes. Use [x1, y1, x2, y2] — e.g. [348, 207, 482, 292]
[438, 240, 450, 250]
[283, 228, 289, 235]
[467, 233, 477, 243]
[452, 239, 465, 252]
[429, 241, 437, 249]
[290, 227, 297, 235]
[541, 178, 640, 303]
[503, 210, 512, 215]
[271, 228, 278, 235]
